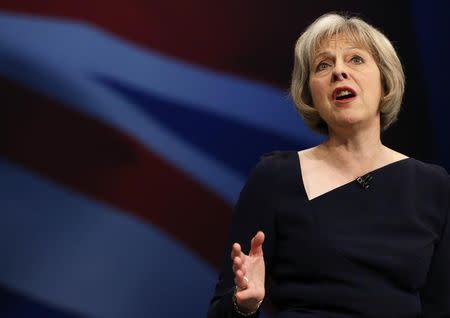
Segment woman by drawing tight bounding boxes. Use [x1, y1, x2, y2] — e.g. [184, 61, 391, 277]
[208, 13, 449, 318]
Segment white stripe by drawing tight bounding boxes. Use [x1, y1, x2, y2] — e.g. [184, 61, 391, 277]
[0, 13, 321, 203]
[0, 12, 320, 141]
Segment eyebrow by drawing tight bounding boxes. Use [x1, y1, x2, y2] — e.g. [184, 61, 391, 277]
[313, 47, 365, 62]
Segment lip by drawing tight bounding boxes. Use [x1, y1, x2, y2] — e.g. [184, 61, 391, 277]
[332, 86, 357, 104]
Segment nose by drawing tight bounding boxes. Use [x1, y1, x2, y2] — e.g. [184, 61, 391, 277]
[331, 60, 349, 81]
[332, 70, 348, 81]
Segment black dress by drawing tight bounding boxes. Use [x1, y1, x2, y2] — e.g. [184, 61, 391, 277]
[208, 151, 450, 318]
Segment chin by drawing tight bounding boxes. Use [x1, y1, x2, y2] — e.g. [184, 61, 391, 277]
[335, 116, 367, 129]
[337, 112, 364, 124]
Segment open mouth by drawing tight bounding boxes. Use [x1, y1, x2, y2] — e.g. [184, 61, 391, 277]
[333, 87, 356, 102]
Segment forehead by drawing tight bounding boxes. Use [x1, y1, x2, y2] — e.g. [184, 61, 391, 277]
[314, 34, 370, 54]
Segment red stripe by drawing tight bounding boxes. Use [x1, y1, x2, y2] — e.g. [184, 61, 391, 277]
[1, 77, 231, 269]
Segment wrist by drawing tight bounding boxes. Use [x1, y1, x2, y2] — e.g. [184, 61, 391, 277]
[232, 287, 264, 316]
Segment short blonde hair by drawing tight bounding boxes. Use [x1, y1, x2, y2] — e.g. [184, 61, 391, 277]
[290, 13, 405, 134]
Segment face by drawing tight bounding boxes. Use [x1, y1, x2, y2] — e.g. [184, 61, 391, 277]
[308, 35, 382, 132]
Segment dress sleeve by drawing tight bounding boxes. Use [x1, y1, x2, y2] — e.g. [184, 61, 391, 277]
[207, 156, 278, 318]
[420, 173, 450, 317]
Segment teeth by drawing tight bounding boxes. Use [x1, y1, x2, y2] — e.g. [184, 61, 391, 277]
[336, 90, 353, 97]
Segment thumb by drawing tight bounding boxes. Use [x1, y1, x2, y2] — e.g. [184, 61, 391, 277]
[249, 231, 265, 256]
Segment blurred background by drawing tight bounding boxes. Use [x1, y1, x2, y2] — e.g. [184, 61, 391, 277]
[0, 1, 449, 317]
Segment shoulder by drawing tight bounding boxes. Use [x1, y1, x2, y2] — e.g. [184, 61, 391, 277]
[245, 150, 297, 187]
[256, 150, 297, 176]
[409, 158, 449, 187]
[408, 158, 450, 212]
[259, 150, 297, 166]
[235, 151, 296, 206]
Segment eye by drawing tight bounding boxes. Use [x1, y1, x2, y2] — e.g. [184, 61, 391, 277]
[350, 55, 364, 64]
[316, 61, 331, 72]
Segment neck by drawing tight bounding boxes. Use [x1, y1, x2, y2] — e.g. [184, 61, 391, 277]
[317, 122, 390, 175]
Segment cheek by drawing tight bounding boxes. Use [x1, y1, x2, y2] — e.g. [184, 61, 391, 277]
[309, 80, 326, 104]
[371, 70, 383, 96]
[362, 73, 382, 102]
[373, 79, 383, 102]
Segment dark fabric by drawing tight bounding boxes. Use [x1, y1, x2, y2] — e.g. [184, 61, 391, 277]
[207, 151, 450, 318]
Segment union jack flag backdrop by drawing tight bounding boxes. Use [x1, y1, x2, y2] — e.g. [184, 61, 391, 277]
[1, 1, 449, 317]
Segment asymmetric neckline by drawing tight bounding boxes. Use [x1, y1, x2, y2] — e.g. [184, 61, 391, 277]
[293, 152, 412, 202]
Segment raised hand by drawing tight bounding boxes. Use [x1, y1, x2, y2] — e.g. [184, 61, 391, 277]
[231, 231, 266, 314]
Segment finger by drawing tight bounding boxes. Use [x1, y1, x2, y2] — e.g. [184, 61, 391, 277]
[234, 269, 249, 290]
[230, 243, 242, 260]
[232, 256, 243, 274]
[249, 231, 265, 256]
